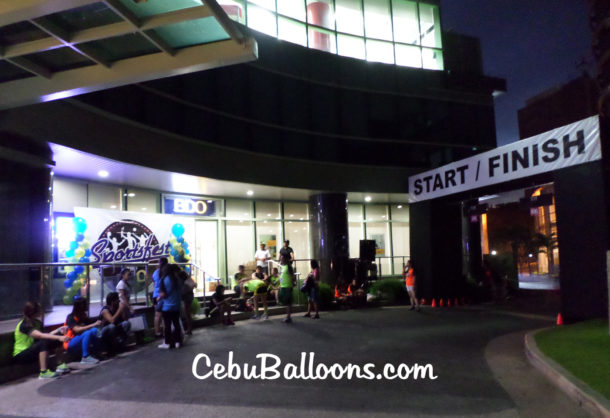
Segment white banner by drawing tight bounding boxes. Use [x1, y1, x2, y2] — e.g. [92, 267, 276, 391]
[72, 207, 195, 263]
[408, 115, 601, 202]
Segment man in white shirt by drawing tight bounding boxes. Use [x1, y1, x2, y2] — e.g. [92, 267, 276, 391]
[254, 243, 271, 275]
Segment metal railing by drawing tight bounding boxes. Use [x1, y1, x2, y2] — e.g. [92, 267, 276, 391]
[0, 261, 204, 324]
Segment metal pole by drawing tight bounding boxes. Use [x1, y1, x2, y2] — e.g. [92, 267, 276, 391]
[39, 266, 45, 325]
[145, 263, 149, 307]
[86, 265, 91, 317]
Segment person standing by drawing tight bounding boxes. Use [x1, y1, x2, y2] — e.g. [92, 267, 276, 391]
[304, 260, 320, 319]
[254, 243, 272, 275]
[278, 255, 295, 323]
[278, 240, 294, 264]
[158, 264, 183, 349]
[152, 257, 168, 337]
[404, 260, 419, 312]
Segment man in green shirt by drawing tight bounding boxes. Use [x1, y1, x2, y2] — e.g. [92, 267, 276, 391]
[279, 255, 295, 323]
[245, 266, 270, 320]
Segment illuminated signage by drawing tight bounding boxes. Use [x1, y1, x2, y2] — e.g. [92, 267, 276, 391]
[164, 196, 215, 216]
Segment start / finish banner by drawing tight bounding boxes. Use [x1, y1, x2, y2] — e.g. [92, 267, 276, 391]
[408, 115, 601, 202]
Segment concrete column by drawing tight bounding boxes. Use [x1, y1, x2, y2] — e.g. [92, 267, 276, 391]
[308, 193, 349, 286]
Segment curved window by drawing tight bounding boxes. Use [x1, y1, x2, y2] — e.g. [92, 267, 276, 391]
[219, 0, 443, 70]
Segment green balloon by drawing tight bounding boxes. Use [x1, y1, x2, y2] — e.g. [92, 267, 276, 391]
[72, 280, 82, 290]
[191, 298, 201, 315]
[63, 295, 72, 305]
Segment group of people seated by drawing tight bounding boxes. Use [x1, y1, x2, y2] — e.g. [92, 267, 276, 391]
[12, 293, 132, 380]
[334, 278, 366, 309]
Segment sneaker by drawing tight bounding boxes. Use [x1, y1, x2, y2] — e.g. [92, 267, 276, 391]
[39, 369, 58, 379]
[80, 356, 100, 364]
[303, 313, 311, 318]
[251, 314, 260, 320]
[158, 343, 171, 350]
[55, 363, 70, 375]
[313, 314, 320, 319]
[175, 342, 181, 349]
[261, 314, 268, 320]
[283, 317, 292, 323]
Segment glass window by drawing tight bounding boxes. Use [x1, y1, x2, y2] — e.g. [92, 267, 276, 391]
[256, 221, 282, 259]
[247, 4, 277, 37]
[249, 0, 276, 11]
[53, 178, 87, 213]
[278, 17, 307, 46]
[364, 0, 392, 41]
[285, 220, 310, 260]
[366, 39, 394, 64]
[337, 34, 365, 59]
[395, 43, 421, 68]
[255, 201, 281, 219]
[284, 202, 308, 220]
[220, 0, 246, 24]
[226, 220, 254, 285]
[306, 0, 334, 30]
[348, 204, 364, 222]
[366, 222, 391, 274]
[422, 47, 443, 70]
[125, 189, 159, 213]
[277, 0, 305, 21]
[226, 199, 252, 219]
[391, 222, 409, 274]
[392, 0, 419, 44]
[88, 183, 121, 210]
[419, 2, 441, 48]
[390, 204, 409, 221]
[349, 221, 364, 258]
[335, 0, 363, 36]
[308, 25, 336, 53]
[195, 220, 219, 291]
[365, 204, 388, 221]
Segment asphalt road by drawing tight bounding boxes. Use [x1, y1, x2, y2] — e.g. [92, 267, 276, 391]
[0, 307, 589, 417]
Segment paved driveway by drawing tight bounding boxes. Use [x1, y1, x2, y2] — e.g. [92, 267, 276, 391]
[0, 307, 588, 417]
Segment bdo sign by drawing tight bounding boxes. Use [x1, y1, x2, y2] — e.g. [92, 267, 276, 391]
[164, 196, 216, 217]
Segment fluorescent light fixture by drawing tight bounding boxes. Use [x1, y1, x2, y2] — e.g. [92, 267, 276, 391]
[365, 196, 372, 202]
[207, 200, 213, 203]
[97, 170, 109, 178]
[397, 205, 403, 209]
[128, 193, 135, 197]
[247, 190, 254, 196]
[478, 195, 499, 202]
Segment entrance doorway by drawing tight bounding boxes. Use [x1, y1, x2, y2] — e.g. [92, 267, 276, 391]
[195, 220, 219, 290]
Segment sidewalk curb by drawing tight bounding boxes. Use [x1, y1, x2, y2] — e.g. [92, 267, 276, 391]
[524, 328, 610, 418]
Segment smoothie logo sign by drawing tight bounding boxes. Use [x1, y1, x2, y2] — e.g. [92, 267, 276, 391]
[90, 219, 170, 263]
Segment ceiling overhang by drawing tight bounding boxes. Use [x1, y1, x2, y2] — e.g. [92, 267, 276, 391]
[0, 0, 257, 109]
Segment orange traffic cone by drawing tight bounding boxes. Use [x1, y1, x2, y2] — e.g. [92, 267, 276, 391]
[556, 313, 563, 325]
[431, 299, 436, 307]
[439, 298, 444, 307]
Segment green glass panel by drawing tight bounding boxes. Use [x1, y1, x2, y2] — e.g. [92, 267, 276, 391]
[118, 0, 203, 18]
[154, 17, 230, 48]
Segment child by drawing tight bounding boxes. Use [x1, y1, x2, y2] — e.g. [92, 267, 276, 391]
[211, 285, 234, 325]
[278, 255, 295, 323]
[269, 267, 281, 304]
[13, 302, 70, 379]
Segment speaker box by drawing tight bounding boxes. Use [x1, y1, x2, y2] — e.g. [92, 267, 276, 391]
[359, 240, 376, 262]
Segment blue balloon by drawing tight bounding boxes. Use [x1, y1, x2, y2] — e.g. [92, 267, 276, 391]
[177, 237, 185, 243]
[74, 266, 84, 274]
[172, 223, 185, 237]
[73, 217, 87, 234]
[84, 249, 91, 257]
[67, 271, 77, 281]
[76, 233, 85, 242]
[64, 278, 72, 289]
[69, 241, 79, 250]
[185, 249, 190, 255]
[65, 249, 74, 258]
[182, 242, 188, 249]
[73, 295, 81, 301]
[170, 249, 178, 257]
[79, 256, 90, 263]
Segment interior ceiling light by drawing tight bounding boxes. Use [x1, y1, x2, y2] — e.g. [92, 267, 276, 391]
[365, 196, 372, 202]
[97, 170, 109, 178]
[247, 190, 254, 196]
[397, 205, 403, 209]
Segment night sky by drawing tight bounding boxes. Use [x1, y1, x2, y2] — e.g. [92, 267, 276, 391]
[440, 0, 593, 146]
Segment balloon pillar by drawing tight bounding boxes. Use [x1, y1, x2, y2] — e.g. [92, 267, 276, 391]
[168, 223, 191, 265]
[62, 217, 91, 305]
